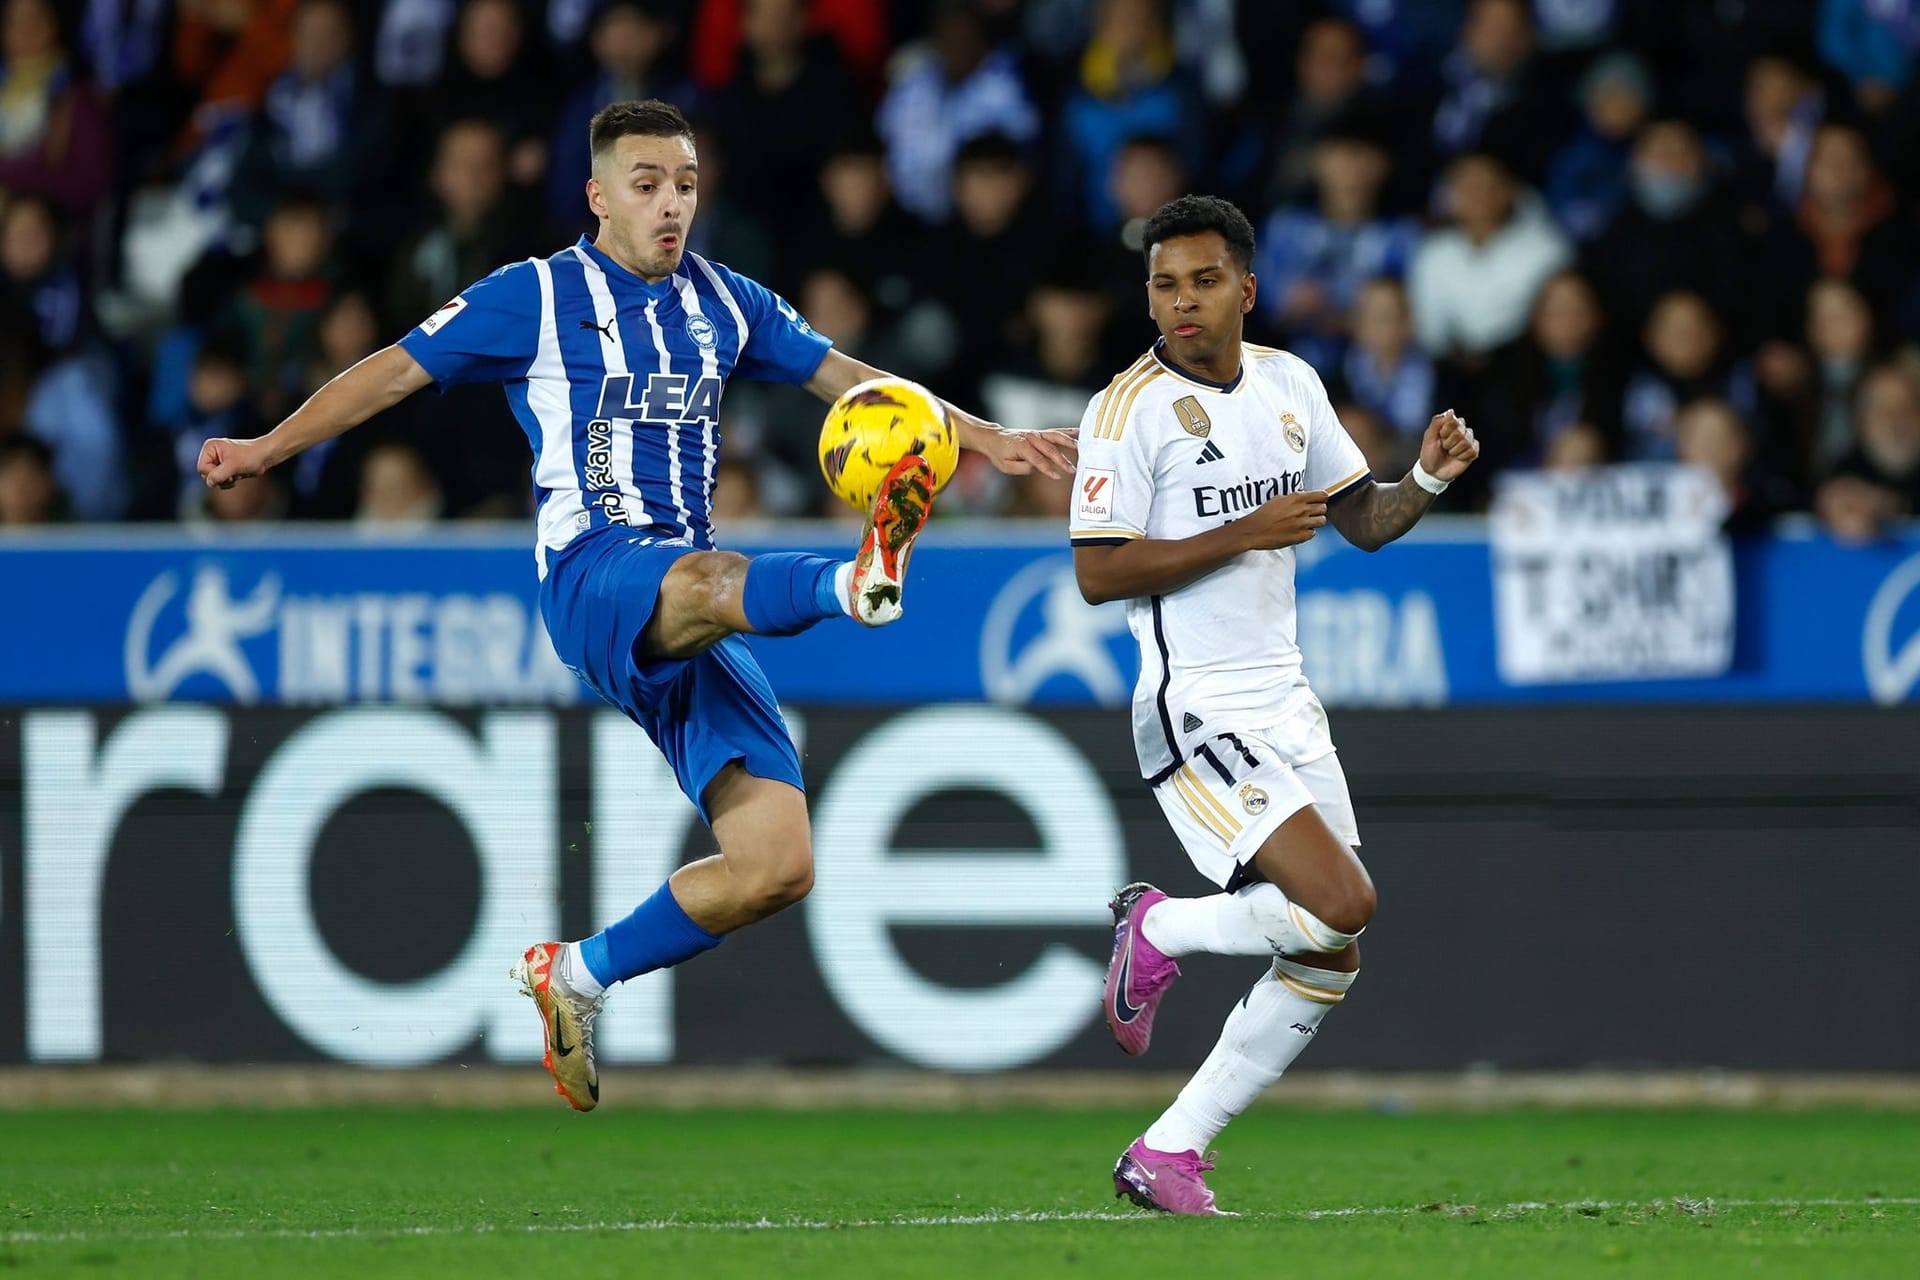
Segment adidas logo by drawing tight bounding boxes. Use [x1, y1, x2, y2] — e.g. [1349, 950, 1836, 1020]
[1195, 440, 1226, 465]
[1182, 712, 1204, 733]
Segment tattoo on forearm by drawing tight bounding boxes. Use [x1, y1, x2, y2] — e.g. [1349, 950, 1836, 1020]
[1336, 476, 1436, 550]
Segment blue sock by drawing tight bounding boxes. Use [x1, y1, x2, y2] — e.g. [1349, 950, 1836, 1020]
[740, 552, 847, 636]
[577, 882, 723, 986]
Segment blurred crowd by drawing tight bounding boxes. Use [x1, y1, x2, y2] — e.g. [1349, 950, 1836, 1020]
[1, 0, 1918, 538]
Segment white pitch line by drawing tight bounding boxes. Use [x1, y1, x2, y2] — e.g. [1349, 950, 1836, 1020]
[3, 1198, 1917, 1246]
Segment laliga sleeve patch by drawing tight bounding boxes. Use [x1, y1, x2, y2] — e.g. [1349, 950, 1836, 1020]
[418, 296, 468, 336]
[1077, 468, 1116, 524]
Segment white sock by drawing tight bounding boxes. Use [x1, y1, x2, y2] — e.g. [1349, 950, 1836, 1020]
[1140, 883, 1358, 957]
[833, 562, 856, 617]
[558, 941, 606, 999]
[1142, 959, 1356, 1155]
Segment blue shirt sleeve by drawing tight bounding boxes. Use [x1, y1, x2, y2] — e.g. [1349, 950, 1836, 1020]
[397, 261, 540, 387]
[718, 265, 833, 385]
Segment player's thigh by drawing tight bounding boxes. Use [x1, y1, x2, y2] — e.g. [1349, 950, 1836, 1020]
[1247, 803, 1373, 931]
[705, 762, 813, 890]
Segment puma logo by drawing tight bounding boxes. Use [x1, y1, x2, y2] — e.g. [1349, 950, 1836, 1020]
[579, 318, 617, 342]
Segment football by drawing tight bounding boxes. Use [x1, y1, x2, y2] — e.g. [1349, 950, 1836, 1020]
[817, 377, 959, 512]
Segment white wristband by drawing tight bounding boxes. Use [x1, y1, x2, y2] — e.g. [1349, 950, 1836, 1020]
[1411, 460, 1450, 495]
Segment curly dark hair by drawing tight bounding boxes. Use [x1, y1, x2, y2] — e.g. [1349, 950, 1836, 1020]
[1140, 195, 1257, 271]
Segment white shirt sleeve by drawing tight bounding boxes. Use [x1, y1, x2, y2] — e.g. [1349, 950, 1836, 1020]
[1068, 374, 1159, 544]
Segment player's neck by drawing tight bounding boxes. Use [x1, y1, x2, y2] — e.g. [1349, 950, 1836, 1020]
[1160, 338, 1244, 388]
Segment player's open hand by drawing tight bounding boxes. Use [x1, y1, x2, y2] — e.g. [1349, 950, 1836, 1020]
[1419, 409, 1479, 482]
[197, 436, 274, 489]
[974, 423, 1078, 480]
[1238, 489, 1328, 550]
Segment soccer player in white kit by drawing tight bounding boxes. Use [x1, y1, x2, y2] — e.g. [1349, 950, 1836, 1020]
[1072, 196, 1480, 1216]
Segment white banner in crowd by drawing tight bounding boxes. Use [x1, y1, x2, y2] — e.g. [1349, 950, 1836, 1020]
[1490, 464, 1735, 684]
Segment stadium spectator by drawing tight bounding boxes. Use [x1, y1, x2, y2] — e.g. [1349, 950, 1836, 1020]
[422, 0, 556, 189]
[1408, 153, 1572, 364]
[1333, 278, 1435, 444]
[1255, 112, 1419, 370]
[1759, 279, 1882, 489]
[1675, 398, 1785, 535]
[355, 438, 443, 528]
[1817, 0, 1920, 115]
[1623, 290, 1759, 462]
[876, 0, 1039, 223]
[1758, 123, 1916, 336]
[1731, 54, 1826, 215]
[1817, 359, 1920, 538]
[174, 0, 298, 151]
[1257, 16, 1384, 207]
[703, 0, 859, 226]
[1094, 133, 1185, 316]
[288, 288, 418, 519]
[1583, 119, 1747, 338]
[0, 430, 58, 523]
[229, 0, 389, 231]
[912, 132, 1043, 401]
[545, 2, 689, 233]
[389, 120, 542, 335]
[221, 191, 337, 417]
[1057, 0, 1202, 230]
[0, 0, 112, 219]
[1544, 51, 1653, 242]
[0, 193, 93, 357]
[792, 125, 918, 308]
[1542, 421, 1608, 470]
[1475, 269, 1627, 478]
[983, 252, 1114, 435]
[690, 0, 890, 92]
[373, 0, 456, 88]
[1425, 0, 1571, 188]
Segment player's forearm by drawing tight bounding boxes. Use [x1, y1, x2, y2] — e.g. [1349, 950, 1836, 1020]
[1074, 525, 1252, 605]
[806, 349, 996, 452]
[1330, 475, 1436, 552]
[257, 345, 429, 468]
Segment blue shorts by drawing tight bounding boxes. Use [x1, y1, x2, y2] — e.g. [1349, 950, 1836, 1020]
[539, 529, 803, 824]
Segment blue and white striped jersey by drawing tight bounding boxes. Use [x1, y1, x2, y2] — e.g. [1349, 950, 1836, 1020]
[398, 235, 831, 575]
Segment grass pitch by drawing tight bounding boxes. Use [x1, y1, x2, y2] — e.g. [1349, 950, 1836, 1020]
[2, 1106, 1916, 1278]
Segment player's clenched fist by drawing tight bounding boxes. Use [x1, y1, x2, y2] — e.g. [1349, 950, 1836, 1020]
[1419, 409, 1480, 482]
[197, 437, 273, 489]
[1236, 489, 1329, 550]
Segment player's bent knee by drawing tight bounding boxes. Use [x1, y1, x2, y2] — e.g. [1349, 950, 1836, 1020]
[1320, 878, 1376, 937]
[740, 845, 814, 915]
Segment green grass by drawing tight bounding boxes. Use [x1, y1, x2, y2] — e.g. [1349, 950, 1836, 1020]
[2, 1107, 1917, 1278]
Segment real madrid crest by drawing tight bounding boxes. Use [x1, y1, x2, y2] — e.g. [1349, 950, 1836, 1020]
[1172, 395, 1212, 437]
[1280, 411, 1306, 453]
[1238, 784, 1269, 815]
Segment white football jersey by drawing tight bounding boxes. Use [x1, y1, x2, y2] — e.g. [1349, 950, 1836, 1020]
[1070, 340, 1372, 782]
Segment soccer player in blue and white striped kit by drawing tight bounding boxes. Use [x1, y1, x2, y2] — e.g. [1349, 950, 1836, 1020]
[198, 100, 1076, 1110]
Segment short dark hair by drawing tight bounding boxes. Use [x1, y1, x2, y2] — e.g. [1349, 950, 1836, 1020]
[1141, 195, 1256, 271]
[590, 99, 694, 159]
[954, 131, 1026, 170]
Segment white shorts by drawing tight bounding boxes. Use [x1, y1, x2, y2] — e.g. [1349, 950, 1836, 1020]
[1152, 701, 1361, 890]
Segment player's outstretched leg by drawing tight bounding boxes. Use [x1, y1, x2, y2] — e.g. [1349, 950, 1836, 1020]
[1113, 1138, 1236, 1217]
[1104, 882, 1182, 1055]
[511, 941, 605, 1111]
[848, 454, 935, 626]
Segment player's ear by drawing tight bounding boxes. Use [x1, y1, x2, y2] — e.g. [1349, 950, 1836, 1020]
[1242, 270, 1257, 316]
[586, 176, 608, 220]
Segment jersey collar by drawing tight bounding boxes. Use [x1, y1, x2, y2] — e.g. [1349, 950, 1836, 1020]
[574, 234, 681, 297]
[1152, 338, 1244, 393]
